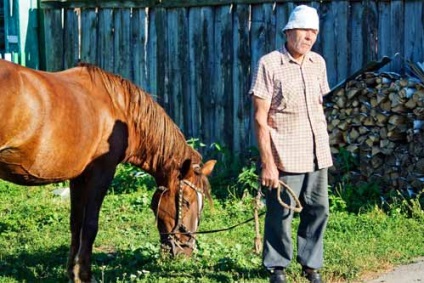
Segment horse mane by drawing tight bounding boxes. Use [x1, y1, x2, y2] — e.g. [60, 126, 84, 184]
[78, 62, 202, 176]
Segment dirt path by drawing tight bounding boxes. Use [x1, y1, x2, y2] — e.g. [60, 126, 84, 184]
[363, 257, 424, 283]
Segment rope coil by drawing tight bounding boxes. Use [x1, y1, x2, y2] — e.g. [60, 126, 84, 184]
[276, 180, 303, 213]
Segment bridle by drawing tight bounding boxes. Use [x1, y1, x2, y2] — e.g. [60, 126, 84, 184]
[155, 178, 205, 255]
[154, 177, 302, 256]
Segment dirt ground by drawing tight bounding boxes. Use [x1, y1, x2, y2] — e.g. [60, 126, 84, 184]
[362, 257, 424, 283]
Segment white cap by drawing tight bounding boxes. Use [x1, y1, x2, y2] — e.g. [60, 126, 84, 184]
[282, 5, 319, 32]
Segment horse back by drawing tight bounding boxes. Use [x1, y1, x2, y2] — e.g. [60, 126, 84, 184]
[0, 60, 121, 185]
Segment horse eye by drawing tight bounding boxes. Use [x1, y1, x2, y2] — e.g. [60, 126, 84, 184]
[183, 198, 190, 208]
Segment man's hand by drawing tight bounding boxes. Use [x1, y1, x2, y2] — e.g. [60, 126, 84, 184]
[260, 162, 280, 189]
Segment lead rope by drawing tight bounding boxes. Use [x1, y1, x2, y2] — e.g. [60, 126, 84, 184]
[157, 179, 302, 256]
[253, 188, 263, 254]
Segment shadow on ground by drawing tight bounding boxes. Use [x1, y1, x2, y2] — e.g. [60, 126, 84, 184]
[0, 245, 267, 282]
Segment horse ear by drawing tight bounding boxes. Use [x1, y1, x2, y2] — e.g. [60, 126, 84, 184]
[201, 160, 217, 176]
[180, 159, 192, 179]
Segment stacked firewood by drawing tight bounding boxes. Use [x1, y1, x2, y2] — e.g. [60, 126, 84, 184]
[325, 72, 424, 193]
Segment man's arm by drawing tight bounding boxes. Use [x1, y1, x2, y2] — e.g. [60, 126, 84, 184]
[253, 96, 280, 188]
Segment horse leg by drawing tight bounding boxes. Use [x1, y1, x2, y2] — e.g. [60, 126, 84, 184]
[67, 175, 86, 281]
[67, 166, 116, 283]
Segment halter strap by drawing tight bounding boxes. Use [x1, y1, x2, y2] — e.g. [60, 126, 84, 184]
[155, 179, 204, 234]
[180, 179, 204, 195]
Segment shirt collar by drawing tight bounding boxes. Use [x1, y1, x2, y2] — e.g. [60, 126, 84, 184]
[279, 45, 315, 65]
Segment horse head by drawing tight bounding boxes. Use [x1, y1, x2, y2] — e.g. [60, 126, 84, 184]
[151, 159, 216, 256]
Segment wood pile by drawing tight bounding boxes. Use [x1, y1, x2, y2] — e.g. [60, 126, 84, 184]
[325, 72, 424, 193]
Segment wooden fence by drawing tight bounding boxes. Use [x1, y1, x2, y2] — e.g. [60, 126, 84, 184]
[39, 0, 424, 156]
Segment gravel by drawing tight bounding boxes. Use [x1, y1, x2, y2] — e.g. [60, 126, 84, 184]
[365, 257, 424, 283]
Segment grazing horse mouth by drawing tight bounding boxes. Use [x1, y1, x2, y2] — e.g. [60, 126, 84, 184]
[161, 231, 196, 256]
[155, 179, 204, 256]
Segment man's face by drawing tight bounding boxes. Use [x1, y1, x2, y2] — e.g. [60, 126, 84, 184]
[285, 29, 318, 59]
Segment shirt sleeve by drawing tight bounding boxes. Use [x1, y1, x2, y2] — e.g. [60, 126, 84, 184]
[320, 59, 330, 95]
[249, 58, 273, 101]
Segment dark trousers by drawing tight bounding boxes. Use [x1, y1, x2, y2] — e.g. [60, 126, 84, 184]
[263, 168, 329, 270]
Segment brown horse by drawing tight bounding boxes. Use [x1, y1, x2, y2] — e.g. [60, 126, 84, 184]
[0, 59, 216, 282]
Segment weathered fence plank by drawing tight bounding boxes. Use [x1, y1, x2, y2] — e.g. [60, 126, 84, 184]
[98, 8, 114, 72]
[320, 2, 337, 85]
[113, 9, 132, 80]
[348, 2, 365, 75]
[365, 1, 379, 62]
[187, 7, 204, 139]
[389, 0, 403, 72]
[215, 5, 234, 148]
[250, 3, 276, 78]
[404, 1, 424, 63]
[165, 8, 188, 128]
[232, 4, 252, 153]
[64, 9, 79, 69]
[155, 8, 167, 108]
[146, 8, 158, 97]
[80, 9, 98, 64]
[43, 9, 63, 71]
[130, 8, 148, 89]
[378, 1, 393, 72]
[333, 1, 349, 83]
[199, 6, 215, 143]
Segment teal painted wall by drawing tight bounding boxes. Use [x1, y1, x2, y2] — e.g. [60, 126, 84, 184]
[3, 0, 39, 68]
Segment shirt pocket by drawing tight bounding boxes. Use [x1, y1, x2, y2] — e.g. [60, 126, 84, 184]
[279, 80, 301, 110]
[271, 79, 287, 110]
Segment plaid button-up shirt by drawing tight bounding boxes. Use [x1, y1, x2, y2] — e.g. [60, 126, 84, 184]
[250, 46, 333, 173]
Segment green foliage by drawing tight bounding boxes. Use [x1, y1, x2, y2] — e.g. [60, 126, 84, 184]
[336, 147, 358, 173]
[207, 142, 244, 187]
[328, 186, 347, 213]
[330, 181, 381, 213]
[220, 162, 260, 201]
[384, 190, 424, 220]
[236, 164, 260, 195]
[110, 164, 156, 194]
[186, 137, 207, 150]
[203, 141, 260, 200]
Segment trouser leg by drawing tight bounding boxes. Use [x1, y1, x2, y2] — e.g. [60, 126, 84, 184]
[296, 168, 329, 269]
[262, 173, 303, 270]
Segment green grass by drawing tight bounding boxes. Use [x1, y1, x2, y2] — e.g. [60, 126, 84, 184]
[0, 178, 423, 283]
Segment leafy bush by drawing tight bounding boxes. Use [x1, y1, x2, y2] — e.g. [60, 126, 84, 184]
[187, 138, 260, 200]
[331, 181, 381, 213]
[110, 164, 156, 194]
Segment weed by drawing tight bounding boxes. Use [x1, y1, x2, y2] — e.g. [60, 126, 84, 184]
[384, 190, 424, 220]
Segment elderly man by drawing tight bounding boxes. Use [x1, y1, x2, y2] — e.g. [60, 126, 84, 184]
[249, 5, 332, 283]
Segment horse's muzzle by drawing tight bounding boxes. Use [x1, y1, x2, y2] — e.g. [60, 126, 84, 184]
[161, 234, 195, 257]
